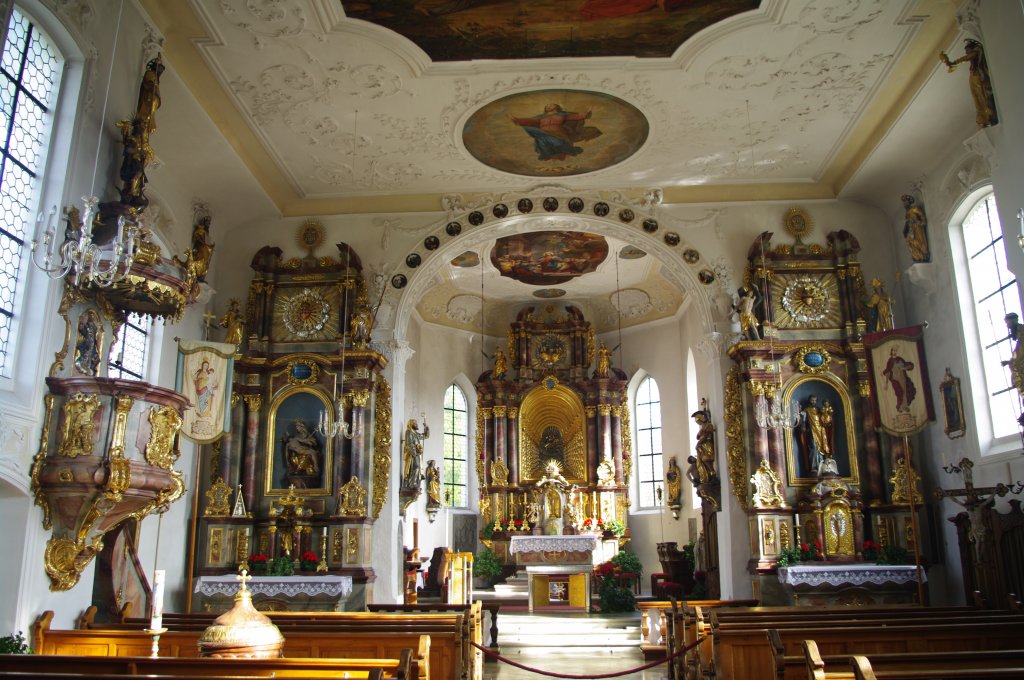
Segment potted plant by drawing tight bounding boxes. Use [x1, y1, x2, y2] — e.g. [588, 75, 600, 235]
[249, 553, 269, 575]
[300, 550, 319, 572]
[270, 555, 295, 576]
[473, 548, 503, 589]
[0, 631, 30, 654]
[605, 519, 626, 538]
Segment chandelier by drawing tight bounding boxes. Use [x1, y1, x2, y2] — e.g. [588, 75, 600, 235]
[30, 0, 139, 288]
[318, 255, 356, 440]
[752, 237, 799, 431]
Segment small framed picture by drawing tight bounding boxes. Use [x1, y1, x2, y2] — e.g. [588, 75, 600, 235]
[939, 368, 966, 439]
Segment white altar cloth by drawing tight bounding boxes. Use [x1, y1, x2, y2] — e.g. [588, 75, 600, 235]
[194, 575, 353, 598]
[777, 564, 925, 588]
[509, 535, 600, 555]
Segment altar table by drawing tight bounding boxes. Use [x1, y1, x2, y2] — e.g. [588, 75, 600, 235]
[193, 575, 353, 612]
[510, 535, 603, 612]
[776, 564, 926, 606]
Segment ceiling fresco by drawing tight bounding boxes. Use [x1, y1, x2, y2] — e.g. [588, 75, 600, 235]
[463, 90, 648, 177]
[339, 0, 760, 61]
[490, 231, 609, 286]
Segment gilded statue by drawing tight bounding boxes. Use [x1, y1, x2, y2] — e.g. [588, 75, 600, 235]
[865, 278, 894, 333]
[402, 418, 429, 490]
[940, 39, 998, 128]
[665, 456, 682, 509]
[901, 195, 930, 262]
[492, 348, 508, 380]
[595, 341, 611, 378]
[350, 290, 372, 348]
[797, 394, 833, 474]
[1001, 313, 1024, 423]
[692, 399, 717, 484]
[424, 459, 442, 507]
[219, 298, 245, 347]
[283, 419, 320, 479]
[116, 55, 164, 207]
[338, 475, 368, 516]
[735, 287, 760, 340]
[174, 215, 215, 301]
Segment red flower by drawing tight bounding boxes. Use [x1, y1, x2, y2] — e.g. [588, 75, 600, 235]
[582, 518, 594, 528]
[301, 551, 318, 562]
[800, 543, 809, 551]
[249, 553, 268, 563]
[596, 562, 615, 577]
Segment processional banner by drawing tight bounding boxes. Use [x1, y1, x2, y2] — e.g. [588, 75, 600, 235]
[175, 339, 235, 443]
[863, 325, 934, 436]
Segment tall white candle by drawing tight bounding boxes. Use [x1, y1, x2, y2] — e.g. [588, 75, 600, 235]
[150, 569, 165, 631]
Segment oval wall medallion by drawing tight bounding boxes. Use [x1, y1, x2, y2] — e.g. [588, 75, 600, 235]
[463, 89, 649, 177]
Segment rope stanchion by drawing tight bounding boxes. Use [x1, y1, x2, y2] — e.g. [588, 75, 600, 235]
[470, 635, 706, 679]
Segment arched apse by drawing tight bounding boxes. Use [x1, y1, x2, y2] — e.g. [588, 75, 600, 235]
[391, 193, 717, 344]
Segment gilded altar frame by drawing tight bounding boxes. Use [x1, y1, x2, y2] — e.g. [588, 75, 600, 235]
[783, 373, 860, 486]
[518, 382, 588, 484]
[264, 385, 334, 496]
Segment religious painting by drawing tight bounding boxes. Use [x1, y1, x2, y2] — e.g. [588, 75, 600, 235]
[864, 325, 934, 437]
[464, 90, 648, 177]
[175, 339, 236, 444]
[490, 231, 609, 286]
[782, 375, 859, 485]
[265, 387, 333, 496]
[939, 368, 966, 439]
[73, 308, 103, 376]
[341, 0, 759, 61]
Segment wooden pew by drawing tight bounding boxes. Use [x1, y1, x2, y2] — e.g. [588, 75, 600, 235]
[713, 619, 1024, 680]
[849, 655, 1024, 680]
[0, 652, 390, 678]
[34, 612, 435, 680]
[366, 601, 489, 674]
[801, 639, 1024, 680]
[661, 599, 759, 680]
[636, 600, 671, 659]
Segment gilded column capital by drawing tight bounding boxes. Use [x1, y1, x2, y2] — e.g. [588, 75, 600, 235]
[508, 407, 519, 419]
[243, 395, 263, 411]
[857, 381, 871, 398]
[610, 405, 622, 417]
[585, 406, 596, 417]
[481, 407, 493, 419]
[598, 404, 612, 417]
[492, 406, 507, 418]
[351, 389, 371, 407]
[230, 393, 240, 408]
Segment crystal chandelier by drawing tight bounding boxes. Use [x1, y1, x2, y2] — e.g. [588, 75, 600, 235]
[752, 238, 799, 431]
[30, 0, 139, 288]
[318, 256, 356, 440]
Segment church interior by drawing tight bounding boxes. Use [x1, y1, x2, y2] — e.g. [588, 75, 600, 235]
[3, 0, 1024, 677]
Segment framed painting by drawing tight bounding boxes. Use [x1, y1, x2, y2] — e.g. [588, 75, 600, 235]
[265, 387, 333, 496]
[783, 374, 860, 485]
[939, 368, 966, 439]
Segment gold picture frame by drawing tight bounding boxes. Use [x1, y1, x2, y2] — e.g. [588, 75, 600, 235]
[264, 386, 334, 496]
[782, 373, 860, 486]
[939, 368, 966, 439]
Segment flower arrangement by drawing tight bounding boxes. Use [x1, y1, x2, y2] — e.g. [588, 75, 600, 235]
[301, 550, 319, 571]
[581, 517, 604, 532]
[513, 519, 524, 531]
[249, 553, 269, 575]
[481, 518, 501, 539]
[270, 555, 295, 576]
[875, 543, 911, 565]
[776, 540, 824, 567]
[605, 519, 626, 538]
[861, 540, 879, 562]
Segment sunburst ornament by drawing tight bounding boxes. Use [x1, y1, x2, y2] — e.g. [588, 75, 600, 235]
[279, 288, 331, 338]
[783, 207, 812, 240]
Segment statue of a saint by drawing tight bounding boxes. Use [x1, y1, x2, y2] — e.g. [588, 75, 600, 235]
[350, 291, 372, 348]
[901, 195, 930, 262]
[1002, 313, 1024, 421]
[797, 395, 833, 474]
[402, 418, 429, 490]
[283, 419, 320, 478]
[493, 348, 508, 381]
[538, 426, 565, 465]
[692, 400, 717, 484]
[424, 460, 442, 507]
[595, 341, 611, 378]
[940, 39, 999, 128]
[219, 298, 245, 347]
[665, 457, 682, 508]
[865, 278, 894, 333]
[736, 288, 760, 340]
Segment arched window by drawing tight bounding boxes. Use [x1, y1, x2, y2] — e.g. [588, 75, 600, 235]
[107, 313, 152, 380]
[635, 375, 663, 508]
[0, 6, 63, 377]
[443, 383, 469, 508]
[957, 191, 1022, 440]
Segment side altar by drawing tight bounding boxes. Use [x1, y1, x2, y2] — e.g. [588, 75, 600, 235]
[777, 564, 924, 606]
[194, 575, 353, 612]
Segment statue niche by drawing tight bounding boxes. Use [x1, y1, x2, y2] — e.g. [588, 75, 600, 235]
[519, 384, 587, 484]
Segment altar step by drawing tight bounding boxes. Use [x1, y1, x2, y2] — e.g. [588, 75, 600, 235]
[491, 570, 529, 597]
[497, 611, 641, 648]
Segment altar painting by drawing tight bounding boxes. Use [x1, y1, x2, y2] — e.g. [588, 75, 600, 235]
[783, 375, 859, 485]
[491, 231, 609, 286]
[265, 387, 333, 495]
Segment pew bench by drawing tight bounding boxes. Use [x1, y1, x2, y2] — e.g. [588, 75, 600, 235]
[849, 656, 1024, 680]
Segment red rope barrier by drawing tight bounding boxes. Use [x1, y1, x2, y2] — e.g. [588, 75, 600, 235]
[470, 635, 706, 679]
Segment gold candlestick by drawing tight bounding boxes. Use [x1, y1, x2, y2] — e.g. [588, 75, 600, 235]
[317, 529, 329, 573]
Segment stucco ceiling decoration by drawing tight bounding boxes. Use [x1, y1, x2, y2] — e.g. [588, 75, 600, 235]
[145, 0, 958, 214]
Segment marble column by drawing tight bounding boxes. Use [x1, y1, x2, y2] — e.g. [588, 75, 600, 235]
[351, 388, 371, 481]
[508, 407, 519, 484]
[242, 395, 262, 510]
[493, 406, 507, 468]
[599, 404, 613, 473]
[481, 407, 493, 485]
[611, 405, 623, 484]
[586, 406, 598, 477]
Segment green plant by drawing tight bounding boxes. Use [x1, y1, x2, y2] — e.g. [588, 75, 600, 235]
[270, 555, 295, 576]
[776, 546, 802, 567]
[605, 519, 626, 537]
[598, 579, 636, 613]
[681, 542, 696, 574]
[610, 549, 642, 576]
[876, 544, 911, 565]
[0, 631, 31, 654]
[481, 519, 500, 540]
[473, 548, 503, 581]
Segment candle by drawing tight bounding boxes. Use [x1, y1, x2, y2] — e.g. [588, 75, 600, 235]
[150, 569, 165, 631]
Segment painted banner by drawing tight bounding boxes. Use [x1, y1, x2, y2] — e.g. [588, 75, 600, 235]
[175, 339, 235, 443]
[863, 325, 934, 436]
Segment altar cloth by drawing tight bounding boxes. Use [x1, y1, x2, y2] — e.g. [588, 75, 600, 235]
[509, 535, 600, 555]
[777, 564, 925, 587]
[194, 575, 353, 598]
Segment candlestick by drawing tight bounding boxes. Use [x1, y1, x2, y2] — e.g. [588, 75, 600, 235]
[149, 569, 165, 642]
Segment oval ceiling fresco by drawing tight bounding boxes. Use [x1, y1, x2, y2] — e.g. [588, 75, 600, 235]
[463, 90, 649, 177]
[490, 231, 609, 286]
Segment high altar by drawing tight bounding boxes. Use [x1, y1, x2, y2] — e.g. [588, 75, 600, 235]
[476, 304, 631, 568]
[723, 217, 928, 605]
[189, 231, 389, 611]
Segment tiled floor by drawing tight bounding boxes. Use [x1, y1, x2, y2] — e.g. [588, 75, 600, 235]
[484, 647, 668, 679]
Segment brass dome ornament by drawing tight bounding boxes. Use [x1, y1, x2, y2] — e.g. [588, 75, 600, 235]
[197, 571, 284, 658]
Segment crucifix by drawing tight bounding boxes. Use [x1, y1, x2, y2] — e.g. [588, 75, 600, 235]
[202, 311, 218, 340]
[934, 457, 1023, 563]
